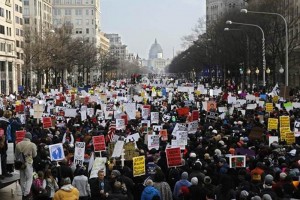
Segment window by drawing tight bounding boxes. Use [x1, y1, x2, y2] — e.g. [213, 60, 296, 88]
[7, 44, 12, 52]
[24, 8, 29, 15]
[0, 43, 5, 51]
[15, 4, 18, 12]
[0, 8, 4, 17]
[0, 25, 4, 34]
[65, 0, 70, 4]
[65, 9, 71, 15]
[16, 28, 19, 36]
[76, 19, 82, 25]
[86, 19, 89, 25]
[75, 28, 82, 34]
[16, 40, 20, 47]
[24, 18, 30, 24]
[6, 27, 11, 36]
[86, 28, 89, 34]
[76, 0, 82, 4]
[75, 9, 82, 15]
[91, 9, 93, 15]
[86, 9, 89, 15]
[23, 0, 29, 5]
[19, 6, 22, 13]
[53, 8, 61, 15]
[15, 16, 19, 24]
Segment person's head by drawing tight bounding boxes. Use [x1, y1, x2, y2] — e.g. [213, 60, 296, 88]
[37, 171, 44, 179]
[25, 132, 32, 140]
[114, 181, 122, 190]
[145, 179, 154, 186]
[3, 110, 12, 119]
[98, 170, 105, 181]
[44, 169, 52, 178]
[111, 170, 121, 179]
[62, 177, 71, 185]
[181, 172, 188, 180]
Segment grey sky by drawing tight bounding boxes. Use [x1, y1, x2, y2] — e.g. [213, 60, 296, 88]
[101, 0, 206, 60]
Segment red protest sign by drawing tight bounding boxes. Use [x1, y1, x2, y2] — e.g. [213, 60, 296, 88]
[43, 117, 52, 128]
[177, 107, 189, 117]
[159, 129, 168, 141]
[166, 147, 182, 168]
[15, 104, 25, 113]
[16, 130, 26, 143]
[93, 135, 106, 151]
[192, 110, 199, 121]
[121, 114, 128, 125]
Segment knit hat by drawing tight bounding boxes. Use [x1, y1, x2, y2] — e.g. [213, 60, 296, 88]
[189, 152, 196, 158]
[181, 172, 188, 180]
[191, 177, 198, 185]
[25, 132, 32, 140]
[215, 149, 222, 156]
[204, 153, 210, 160]
[251, 196, 261, 200]
[280, 172, 287, 180]
[203, 176, 212, 184]
[111, 170, 121, 177]
[264, 174, 274, 186]
[240, 190, 249, 199]
[262, 194, 272, 200]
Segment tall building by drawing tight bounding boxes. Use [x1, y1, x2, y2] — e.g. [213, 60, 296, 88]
[105, 33, 127, 60]
[206, 0, 247, 27]
[52, 0, 101, 46]
[0, 0, 24, 94]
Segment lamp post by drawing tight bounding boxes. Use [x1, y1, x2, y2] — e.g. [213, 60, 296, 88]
[279, 66, 284, 85]
[247, 68, 251, 89]
[239, 67, 244, 90]
[255, 67, 260, 86]
[266, 67, 271, 88]
[226, 20, 266, 87]
[241, 9, 288, 86]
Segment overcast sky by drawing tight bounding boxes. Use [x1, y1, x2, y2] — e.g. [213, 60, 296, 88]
[101, 0, 206, 59]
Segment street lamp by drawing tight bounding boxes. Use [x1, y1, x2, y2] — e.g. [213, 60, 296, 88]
[255, 67, 260, 86]
[279, 66, 284, 85]
[241, 9, 288, 86]
[226, 20, 266, 86]
[266, 67, 271, 87]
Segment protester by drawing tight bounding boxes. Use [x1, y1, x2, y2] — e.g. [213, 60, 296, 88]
[45, 169, 59, 200]
[72, 167, 90, 200]
[141, 179, 161, 200]
[15, 132, 37, 200]
[53, 177, 79, 200]
[173, 172, 191, 200]
[89, 170, 111, 200]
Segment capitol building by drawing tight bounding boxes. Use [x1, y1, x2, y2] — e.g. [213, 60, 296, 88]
[141, 39, 171, 73]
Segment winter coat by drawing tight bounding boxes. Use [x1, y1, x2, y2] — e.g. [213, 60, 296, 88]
[173, 179, 192, 200]
[53, 184, 79, 200]
[141, 186, 161, 200]
[153, 181, 173, 200]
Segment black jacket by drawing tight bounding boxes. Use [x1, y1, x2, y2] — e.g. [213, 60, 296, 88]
[89, 178, 112, 200]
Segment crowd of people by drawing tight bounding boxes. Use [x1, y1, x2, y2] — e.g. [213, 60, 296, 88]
[0, 77, 299, 200]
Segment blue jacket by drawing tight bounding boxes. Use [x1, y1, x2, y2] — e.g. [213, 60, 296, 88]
[141, 186, 160, 200]
[173, 179, 192, 200]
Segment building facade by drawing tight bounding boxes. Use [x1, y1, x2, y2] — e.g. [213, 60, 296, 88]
[0, 0, 24, 94]
[104, 33, 127, 61]
[146, 39, 170, 73]
[206, 0, 247, 27]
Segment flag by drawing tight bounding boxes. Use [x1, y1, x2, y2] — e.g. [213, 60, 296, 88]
[269, 83, 279, 97]
[105, 121, 116, 143]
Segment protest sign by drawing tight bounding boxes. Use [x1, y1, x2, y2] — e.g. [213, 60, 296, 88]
[49, 143, 65, 161]
[229, 156, 246, 168]
[133, 156, 145, 177]
[187, 121, 198, 134]
[90, 157, 107, 179]
[176, 107, 189, 117]
[246, 104, 257, 110]
[269, 136, 279, 146]
[116, 119, 125, 130]
[64, 108, 77, 117]
[280, 127, 291, 141]
[93, 135, 106, 151]
[153, 125, 163, 132]
[42, 117, 52, 129]
[176, 131, 188, 145]
[285, 132, 295, 145]
[141, 107, 150, 119]
[87, 108, 94, 117]
[228, 96, 237, 104]
[33, 104, 44, 119]
[265, 103, 273, 112]
[125, 133, 140, 143]
[192, 110, 199, 121]
[16, 130, 26, 144]
[268, 118, 278, 130]
[74, 142, 85, 166]
[148, 135, 160, 150]
[280, 116, 290, 128]
[206, 112, 218, 120]
[207, 101, 217, 112]
[150, 112, 159, 124]
[112, 141, 124, 157]
[166, 147, 182, 168]
[124, 142, 139, 160]
[172, 123, 187, 135]
[159, 129, 168, 141]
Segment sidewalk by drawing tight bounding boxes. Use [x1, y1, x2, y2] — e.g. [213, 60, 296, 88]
[0, 182, 22, 200]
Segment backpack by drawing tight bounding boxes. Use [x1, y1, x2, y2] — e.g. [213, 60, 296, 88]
[32, 178, 51, 198]
[14, 152, 26, 170]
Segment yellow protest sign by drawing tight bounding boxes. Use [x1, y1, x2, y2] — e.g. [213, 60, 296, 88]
[280, 116, 290, 129]
[195, 90, 201, 96]
[268, 118, 278, 130]
[124, 142, 139, 160]
[280, 127, 291, 141]
[273, 96, 279, 103]
[265, 103, 273, 113]
[285, 132, 295, 145]
[133, 156, 145, 177]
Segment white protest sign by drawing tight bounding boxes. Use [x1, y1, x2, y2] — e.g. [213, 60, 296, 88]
[148, 135, 160, 150]
[81, 106, 87, 121]
[218, 107, 228, 113]
[153, 125, 163, 132]
[246, 94, 256, 101]
[112, 141, 125, 157]
[171, 139, 185, 150]
[246, 104, 257, 110]
[187, 121, 198, 134]
[116, 119, 125, 130]
[176, 131, 188, 145]
[89, 157, 107, 179]
[150, 112, 159, 124]
[269, 136, 279, 146]
[87, 108, 94, 117]
[125, 133, 140, 143]
[228, 96, 237, 104]
[74, 142, 85, 166]
[65, 109, 77, 118]
[124, 103, 136, 120]
[172, 123, 187, 135]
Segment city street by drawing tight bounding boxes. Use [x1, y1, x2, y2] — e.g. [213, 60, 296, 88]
[0, 183, 22, 200]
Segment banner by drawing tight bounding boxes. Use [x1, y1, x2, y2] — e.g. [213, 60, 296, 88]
[133, 156, 145, 177]
[150, 112, 159, 124]
[90, 157, 107, 179]
[280, 127, 291, 141]
[159, 129, 168, 141]
[285, 132, 295, 145]
[42, 117, 52, 129]
[74, 142, 85, 166]
[229, 155, 246, 168]
[268, 118, 278, 130]
[280, 116, 290, 128]
[166, 147, 182, 168]
[147, 135, 160, 150]
[187, 121, 198, 134]
[93, 135, 106, 151]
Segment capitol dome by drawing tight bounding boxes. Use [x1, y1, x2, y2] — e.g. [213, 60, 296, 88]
[149, 39, 163, 59]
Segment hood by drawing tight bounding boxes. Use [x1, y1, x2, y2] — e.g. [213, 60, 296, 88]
[144, 186, 156, 195]
[61, 184, 74, 192]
